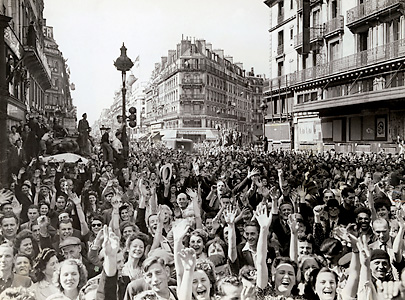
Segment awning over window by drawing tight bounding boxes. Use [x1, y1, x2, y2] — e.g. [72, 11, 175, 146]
[206, 130, 219, 140]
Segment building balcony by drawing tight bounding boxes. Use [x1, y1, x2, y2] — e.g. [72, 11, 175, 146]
[294, 27, 323, 50]
[297, 0, 324, 12]
[22, 26, 52, 90]
[295, 85, 405, 112]
[263, 75, 291, 94]
[179, 94, 205, 101]
[324, 15, 344, 38]
[347, 0, 402, 32]
[293, 37, 405, 85]
[181, 78, 204, 88]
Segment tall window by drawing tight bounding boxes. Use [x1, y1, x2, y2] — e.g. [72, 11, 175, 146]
[331, 0, 338, 19]
[278, 30, 284, 46]
[330, 41, 340, 61]
[278, 1, 284, 16]
[278, 61, 284, 77]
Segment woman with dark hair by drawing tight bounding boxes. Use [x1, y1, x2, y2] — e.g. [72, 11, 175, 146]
[206, 237, 230, 279]
[121, 232, 150, 282]
[82, 190, 100, 222]
[306, 267, 340, 300]
[47, 258, 88, 300]
[256, 205, 304, 299]
[184, 229, 209, 260]
[14, 229, 39, 259]
[29, 248, 59, 300]
[319, 238, 343, 271]
[177, 248, 217, 300]
[39, 202, 50, 216]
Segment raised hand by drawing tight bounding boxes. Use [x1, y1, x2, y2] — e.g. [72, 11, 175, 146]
[103, 225, 120, 256]
[0, 189, 14, 205]
[157, 208, 165, 225]
[269, 186, 281, 201]
[260, 187, 270, 199]
[70, 193, 82, 206]
[110, 196, 121, 211]
[254, 204, 272, 229]
[178, 248, 197, 271]
[357, 234, 371, 267]
[368, 182, 376, 193]
[139, 179, 149, 197]
[172, 218, 191, 242]
[296, 185, 307, 199]
[247, 168, 260, 179]
[10, 197, 22, 216]
[192, 162, 200, 176]
[11, 174, 17, 182]
[186, 188, 197, 200]
[223, 205, 237, 225]
[376, 280, 405, 300]
[253, 177, 263, 188]
[313, 205, 325, 217]
[287, 213, 300, 234]
[241, 285, 256, 300]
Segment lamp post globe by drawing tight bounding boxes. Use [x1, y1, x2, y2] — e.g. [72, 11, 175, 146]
[114, 43, 134, 165]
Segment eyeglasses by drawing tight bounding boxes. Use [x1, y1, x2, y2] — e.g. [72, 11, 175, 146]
[91, 223, 102, 228]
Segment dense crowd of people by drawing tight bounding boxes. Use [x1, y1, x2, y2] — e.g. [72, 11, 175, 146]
[2, 124, 405, 299]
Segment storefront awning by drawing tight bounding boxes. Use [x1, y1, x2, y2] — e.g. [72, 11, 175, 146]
[161, 130, 177, 139]
[206, 130, 219, 140]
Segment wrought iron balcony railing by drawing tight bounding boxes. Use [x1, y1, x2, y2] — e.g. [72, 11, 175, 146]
[347, 0, 400, 26]
[324, 15, 344, 37]
[265, 38, 405, 92]
[294, 27, 324, 48]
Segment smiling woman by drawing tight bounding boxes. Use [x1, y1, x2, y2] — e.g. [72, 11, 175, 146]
[46, 259, 88, 300]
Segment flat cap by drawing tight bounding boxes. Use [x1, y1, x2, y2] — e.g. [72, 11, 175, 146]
[59, 236, 81, 249]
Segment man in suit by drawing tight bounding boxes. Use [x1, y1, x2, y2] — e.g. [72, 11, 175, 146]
[8, 139, 27, 176]
[369, 217, 405, 280]
[0, 243, 31, 294]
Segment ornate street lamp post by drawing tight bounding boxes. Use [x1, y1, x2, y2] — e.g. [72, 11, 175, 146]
[114, 43, 133, 164]
[260, 102, 268, 139]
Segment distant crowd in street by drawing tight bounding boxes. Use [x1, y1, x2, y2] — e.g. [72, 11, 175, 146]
[3, 114, 405, 300]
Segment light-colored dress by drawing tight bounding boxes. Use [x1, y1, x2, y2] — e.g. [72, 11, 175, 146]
[29, 280, 60, 300]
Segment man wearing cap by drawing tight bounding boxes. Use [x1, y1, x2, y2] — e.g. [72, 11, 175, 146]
[59, 236, 100, 279]
[369, 249, 394, 283]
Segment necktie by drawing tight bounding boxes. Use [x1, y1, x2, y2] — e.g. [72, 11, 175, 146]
[380, 243, 387, 252]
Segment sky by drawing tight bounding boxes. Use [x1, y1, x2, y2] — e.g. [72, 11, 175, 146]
[43, 0, 270, 125]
